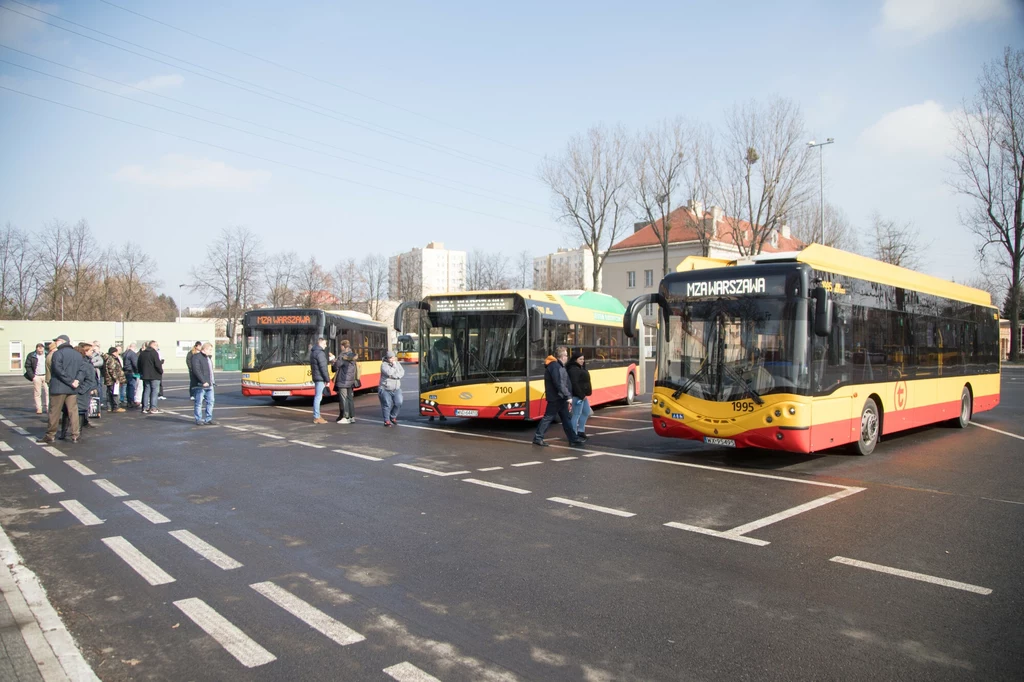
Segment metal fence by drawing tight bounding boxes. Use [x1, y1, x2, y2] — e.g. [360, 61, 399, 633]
[215, 342, 241, 371]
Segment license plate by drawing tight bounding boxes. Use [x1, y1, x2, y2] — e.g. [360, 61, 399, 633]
[455, 409, 478, 417]
[704, 436, 736, 447]
[271, 390, 291, 397]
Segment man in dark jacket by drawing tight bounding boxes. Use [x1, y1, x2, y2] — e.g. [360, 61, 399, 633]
[533, 346, 584, 448]
[39, 335, 83, 444]
[138, 341, 164, 414]
[332, 339, 357, 424]
[190, 343, 216, 425]
[185, 341, 202, 402]
[310, 337, 330, 424]
[122, 343, 140, 408]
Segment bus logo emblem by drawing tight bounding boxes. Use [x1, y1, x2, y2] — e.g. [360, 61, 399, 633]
[894, 381, 908, 410]
[459, 392, 473, 400]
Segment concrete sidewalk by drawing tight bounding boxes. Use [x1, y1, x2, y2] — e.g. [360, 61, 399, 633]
[0, 524, 98, 682]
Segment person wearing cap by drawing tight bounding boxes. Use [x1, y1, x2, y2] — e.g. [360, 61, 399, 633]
[38, 334, 84, 444]
[25, 343, 48, 414]
[102, 346, 126, 413]
[378, 350, 405, 427]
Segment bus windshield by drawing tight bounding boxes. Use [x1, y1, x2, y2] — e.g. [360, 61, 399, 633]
[397, 335, 418, 352]
[421, 312, 527, 389]
[658, 297, 809, 400]
[243, 326, 318, 371]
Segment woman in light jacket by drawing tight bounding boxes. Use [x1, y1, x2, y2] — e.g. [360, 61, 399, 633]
[378, 350, 405, 427]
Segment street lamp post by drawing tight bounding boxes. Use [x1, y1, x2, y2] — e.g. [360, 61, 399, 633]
[807, 138, 835, 244]
[177, 284, 188, 321]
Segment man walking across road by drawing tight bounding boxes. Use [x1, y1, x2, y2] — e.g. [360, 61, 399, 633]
[25, 343, 48, 414]
[190, 342, 216, 425]
[38, 335, 82, 444]
[138, 340, 163, 414]
[379, 350, 404, 427]
[122, 343, 140, 408]
[310, 337, 329, 424]
[533, 346, 585, 448]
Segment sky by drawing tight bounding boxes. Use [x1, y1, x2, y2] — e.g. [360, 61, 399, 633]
[1, 0, 1022, 308]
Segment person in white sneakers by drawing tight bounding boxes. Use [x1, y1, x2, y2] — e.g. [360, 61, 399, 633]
[25, 343, 48, 414]
[332, 340, 358, 424]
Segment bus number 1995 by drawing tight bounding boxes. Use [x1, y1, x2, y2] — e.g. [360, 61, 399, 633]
[494, 386, 513, 394]
[732, 401, 754, 413]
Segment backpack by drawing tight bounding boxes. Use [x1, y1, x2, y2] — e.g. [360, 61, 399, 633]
[354, 360, 362, 389]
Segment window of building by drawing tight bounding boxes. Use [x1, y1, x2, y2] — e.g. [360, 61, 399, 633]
[644, 270, 654, 287]
[627, 271, 636, 288]
[9, 341, 22, 371]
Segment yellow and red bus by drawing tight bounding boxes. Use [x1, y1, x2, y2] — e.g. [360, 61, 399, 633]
[395, 290, 640, 420]
[396, 334, 419, 363]
[241, 308, 388, 402]
[625, 245, 1000, 454]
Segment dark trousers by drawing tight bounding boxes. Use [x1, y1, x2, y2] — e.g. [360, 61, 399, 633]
[533, 399, 578, 444]
[106, 385, 119, 410]
[337, 386, 354, 419]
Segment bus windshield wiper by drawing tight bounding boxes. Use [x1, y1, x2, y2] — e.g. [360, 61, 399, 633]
[255, 342, 280, 372]
[721, 363, 765, 405]
[673, 361, 709, 399]
[468, 350, 501, 383]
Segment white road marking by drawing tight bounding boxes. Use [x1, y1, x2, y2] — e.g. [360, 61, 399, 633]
[394, 463, 471, 477]
[477, 466, 503, 471]
[511, 461, 543, 467]
[29, 474, 63, 494]
[333, 448, 382, 462]
[124, 500, 171, 524]
[830, 556, 992, 595]
[173, 598, 276, 667]
[664, 521, 769, 546]
[384, 661, 443, 682]
[291, 439, 325, 448]
[170, 530, 242, 570]
[2, 419, 16, 427]
[0, 441, 11, 451]
[576, 424, 621, 431]
[257, 432, 285, 440]
[723, 487, 866, 538]
[42, 446, 65, 458]
[102, 536, 174, 585]
[589, 415, 651, 423]
[461, 479, 531, 495]
[588, 426, 654, 436]
[59, 500, 104, 526]
[63, 460, 95, 476]
[12, 426, 29, 435]
[551, 457, 579, 462]
[93, 479, 128, 498]
[250, 581, 365, 646]
[9, 455, 33, 470]
[547, 497, 635, 518]
[972, 422, 1024, 441]
[223, 425, 248, 431]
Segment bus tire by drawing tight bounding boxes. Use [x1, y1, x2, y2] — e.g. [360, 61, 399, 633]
[625, 373, 637, 405]
[951, 386, 972, 429]
[271, 396, 288, 404]
[853, 398, 880, 456]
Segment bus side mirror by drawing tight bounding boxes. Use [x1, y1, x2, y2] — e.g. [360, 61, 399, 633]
[529, 307, 544, 343]
[813, 288, 833, 337]
[393, 301, 430, 334]
[624, 293, 669, 342]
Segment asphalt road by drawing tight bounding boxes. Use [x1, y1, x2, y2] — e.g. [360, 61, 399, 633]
[0, 365, 1021, 681]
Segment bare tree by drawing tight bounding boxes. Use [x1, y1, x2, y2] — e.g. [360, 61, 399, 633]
[541, 124, 631, 291]
[393, 257, 423, 301]
[0, 223, 40, 319]
[190, 226, 264, 340]
[65, 219, 99, 320]
[332, 258, 360, 308]
[38, 219, 70, 320]
[716, 98, 814, 255]
[264, 251, 298, 308]
[112, 242, 157, 321]
[870, 212, 926, 269]
[514, 250, 532, 288]
[632, 118, 689, 277]
[951, 46, 1024, 360]
[295, 256, 332, 308]
[359, 253, 389, 321]
[466, 250, 511, 290]
[687, 124, 720, 256]
[790, 202, 858, 251]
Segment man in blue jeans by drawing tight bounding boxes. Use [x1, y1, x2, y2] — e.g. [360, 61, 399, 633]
[310, 337, 330, 424]
[190, 342, 216, 425]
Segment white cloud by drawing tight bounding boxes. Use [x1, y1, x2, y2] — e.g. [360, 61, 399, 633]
[130, 74, 184, 92]
[114, 154, 270, 190]
[859, 100, 953, 158]
[0, 2, 60, 45]
[878, 0, 1013, 41]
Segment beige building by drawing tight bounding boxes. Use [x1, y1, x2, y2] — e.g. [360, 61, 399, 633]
[389, 242, 466, 300]
[0, 320, 217, 374]
[533, 246, 599, 291]
[1000, 319, 1022, 360]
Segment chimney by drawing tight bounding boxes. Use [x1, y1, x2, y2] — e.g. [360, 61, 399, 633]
[707, 206, 724, 238]
[781, 223, 791, 239]
[688, 199, 704, 217]
[633, 221, 649, 234]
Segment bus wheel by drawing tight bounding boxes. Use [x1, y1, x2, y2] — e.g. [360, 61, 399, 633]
[625, 374, 637, 405]
[952, 387, 972, 428]
[271, 396, 288, 404]
[853, 399, 880, 456]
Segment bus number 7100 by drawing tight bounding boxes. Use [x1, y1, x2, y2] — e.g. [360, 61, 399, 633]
[494, 386, 513, 394]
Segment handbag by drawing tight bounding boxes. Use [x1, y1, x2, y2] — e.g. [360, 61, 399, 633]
[88, 395, 101, 418]
[353, 360, 362, 389]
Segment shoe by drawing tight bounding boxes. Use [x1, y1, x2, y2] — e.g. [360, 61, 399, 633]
[36, 437, 54, 444]
[70, 436, 79, 443]
[384, 421, 392, 427]
[343, 418, 354, 424]
[204, 420, 216, 426]
[195, 421, 203, 426]
[159, 396, 167, 400]
[149, 409, 161, 415]
[532, 440, 548, 447]
[190, 396, 195, 401]
[313, 417, 327, 424]
[576, 433, 588, 441]
[35, 409, 43, 414]
[569, 440, 586, 448]
[113, 407, 126, 413]
[142, 409, 150, 414]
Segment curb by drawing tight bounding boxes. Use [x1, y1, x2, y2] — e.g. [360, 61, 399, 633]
[0, 524, 99, 682]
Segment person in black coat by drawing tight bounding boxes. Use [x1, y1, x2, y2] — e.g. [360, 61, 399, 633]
[137, 341, 164, 414]
[533, 346, 584, 448]
[310, 338, 330, 424]
[567, 351, 593, 440]
[122, 343, 140, 408]
[39, 335, 83, 443]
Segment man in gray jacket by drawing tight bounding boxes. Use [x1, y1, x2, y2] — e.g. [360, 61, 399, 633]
[378, 350, 405, 427]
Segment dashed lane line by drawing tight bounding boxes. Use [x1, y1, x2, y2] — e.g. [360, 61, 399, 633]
[0, 441, 11, 451]
[547, 497, 636, 518]
[93, 479, 128, 497]
[257, 432, 285, 440]
[2, 419, 16, 427]
[588, 426, 655, 436]
[223, 425, 248, 431]
[724, 487, 865, 538]
[551, 456, 579, 462]
[102, 536, 175, 586]
[384, 661, 443, 682]
[461, 479, 531, 495]
[170, 530, 243, 570]
[291, 439, 325, 448]
[972, 422, 1024, 441]
[588, 415, 652, 423]
[58, 500, 104, 526]
[29, 474, 63, 494]
[664, 522, 770, 547]
[124, 500, 171, 524]
[11, 426, 29, 435]
[251, 581, 365, 646]
[394, 463, 471, 477]
[8, 454, 33, 470]
[42, 445, 65, 458]
[63, 460, 96, 476]
[173, 598, 276, 668]
[477, 466, 503, 471]
[830, 556, 992, 596]
[333, 448, 383, 462]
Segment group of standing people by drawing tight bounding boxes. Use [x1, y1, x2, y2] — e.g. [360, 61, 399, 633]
[308, 339, 405, 426]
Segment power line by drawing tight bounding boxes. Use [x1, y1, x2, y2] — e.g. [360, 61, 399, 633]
[0, 83, 560, 234]
[0, 1, 541, 182]
[94, 0, 542, 159]
[0, 49, 549, 213]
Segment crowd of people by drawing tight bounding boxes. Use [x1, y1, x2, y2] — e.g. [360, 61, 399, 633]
[309, 337, 405, 426]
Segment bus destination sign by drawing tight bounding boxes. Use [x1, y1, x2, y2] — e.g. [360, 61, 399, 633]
[677, 274, 791, 298]
[433, 297, 515, 313]
[255, 314, 313, 325]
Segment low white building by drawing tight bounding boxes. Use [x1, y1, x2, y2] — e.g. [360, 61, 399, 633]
[533, 246, 599, 291]
[389, 242, 466, 300]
